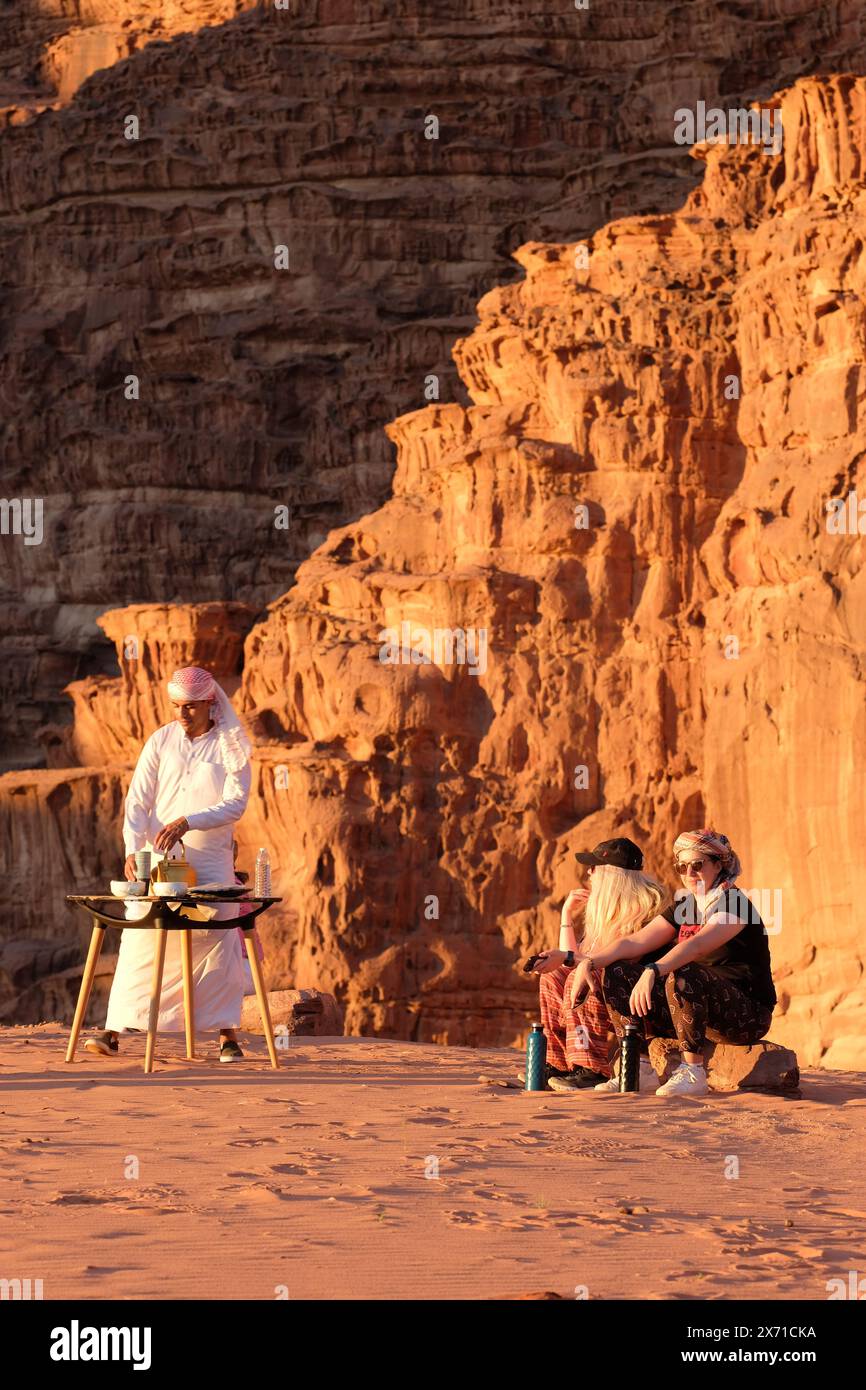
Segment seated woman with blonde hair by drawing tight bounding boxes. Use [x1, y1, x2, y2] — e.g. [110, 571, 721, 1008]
[530, 838, 666, 1090]
[567, 827, 776, 1097]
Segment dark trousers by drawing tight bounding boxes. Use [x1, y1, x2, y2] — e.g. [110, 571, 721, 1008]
[602, 960, 773, 1053]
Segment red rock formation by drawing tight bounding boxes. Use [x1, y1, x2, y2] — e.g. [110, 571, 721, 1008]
[4, 1, 866, 767]
[61, 601, 255, 766]
[0, 1, 255, 120]
[2, 13, 865, 1070]
[237, 75, 866, 1068]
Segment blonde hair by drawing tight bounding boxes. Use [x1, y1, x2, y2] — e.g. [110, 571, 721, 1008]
[580, 865, 667, 954]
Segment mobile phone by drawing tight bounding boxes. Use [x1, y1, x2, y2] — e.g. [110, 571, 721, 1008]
[523, 953, 542, 973]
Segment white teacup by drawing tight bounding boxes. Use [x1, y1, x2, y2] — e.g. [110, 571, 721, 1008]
[153, 881, 189, 897]
[110, 880, 146, 897]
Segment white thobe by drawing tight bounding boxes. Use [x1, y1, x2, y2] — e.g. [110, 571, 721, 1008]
[105, 720, 252, 1034]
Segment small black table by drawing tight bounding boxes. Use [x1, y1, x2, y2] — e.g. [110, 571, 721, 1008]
[65, 894, 283, 1073]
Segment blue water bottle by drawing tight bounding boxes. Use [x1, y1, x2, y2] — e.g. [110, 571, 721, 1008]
[525, 1022, 547, 1091]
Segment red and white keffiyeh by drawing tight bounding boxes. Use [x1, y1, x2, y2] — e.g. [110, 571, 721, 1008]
[166, 666, 251, 774]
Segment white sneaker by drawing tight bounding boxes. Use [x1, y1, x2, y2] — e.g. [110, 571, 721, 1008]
[593, 1057, 659, 1092]
[655, 1062, 709, 1097]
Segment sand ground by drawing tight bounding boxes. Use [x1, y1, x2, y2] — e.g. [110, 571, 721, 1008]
[1, 1025, 864, 1301]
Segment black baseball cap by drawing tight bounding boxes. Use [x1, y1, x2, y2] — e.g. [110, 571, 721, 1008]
[575, 837, 643, 870]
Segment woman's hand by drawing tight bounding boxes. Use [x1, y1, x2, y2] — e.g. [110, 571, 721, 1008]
[532, 949, 567, 974]
[154, 817, 189, 854]
[629, 967, 657, 1018]
[567, 956, 598, 1004]
[560, 887, 590, 927]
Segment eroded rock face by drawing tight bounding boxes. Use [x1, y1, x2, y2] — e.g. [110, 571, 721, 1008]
[0, 2, 255, 119]
[238, 75, 866, 1067]
[61, 601, 256, 767]
[2, 43, 864, 1067]
[4, 1, 866, 768]
[1, 767, 129, 946]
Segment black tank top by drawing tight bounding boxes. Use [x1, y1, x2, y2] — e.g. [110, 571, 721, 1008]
[661, 888, 776, 1009]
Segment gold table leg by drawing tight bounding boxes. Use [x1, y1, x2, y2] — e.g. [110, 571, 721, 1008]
[181, 928, 195, 1059]
[144, 927, 168, 1075]
[244, 930, 279, 1069]
[65, 917, 105, 1063]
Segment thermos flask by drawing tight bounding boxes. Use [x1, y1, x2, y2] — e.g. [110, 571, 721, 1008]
[618, 1022, 640, 1092]
[525, 1022, 547, 1091]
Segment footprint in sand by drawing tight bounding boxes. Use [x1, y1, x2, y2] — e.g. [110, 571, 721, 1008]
[445, 1209, 489, 1227]
[511, 1130, 556, 1147]
[269, 1163, 312, 1176]
[227, 1137, 279, 1147]
[244, 1185, 295, 1203]
[51, 1193, 113, 1206]
[460, 1186, 514, 1203]
[51, 1187, 186, 1213]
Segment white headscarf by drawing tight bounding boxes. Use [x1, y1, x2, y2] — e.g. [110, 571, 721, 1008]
[166, 666, 252, 774]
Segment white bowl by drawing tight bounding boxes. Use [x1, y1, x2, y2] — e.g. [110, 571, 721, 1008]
[153, 881, 189, 897]
[110, 880, 146, 897]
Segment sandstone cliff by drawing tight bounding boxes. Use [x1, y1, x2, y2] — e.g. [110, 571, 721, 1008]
[238, 74, 866, 1068]
[4, 1, 866, 767]
[5, 73, 863, 1069]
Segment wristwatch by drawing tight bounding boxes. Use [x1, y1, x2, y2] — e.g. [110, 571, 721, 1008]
[645, 962, 661, 981]
[564, 950, 576, 968]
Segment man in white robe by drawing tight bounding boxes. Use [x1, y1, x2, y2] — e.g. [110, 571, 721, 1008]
[85, 666, 252, 1062]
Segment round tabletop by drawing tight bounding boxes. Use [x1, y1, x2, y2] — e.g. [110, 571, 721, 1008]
[65, 894, 283, 929]
[66, 894, 281, 904]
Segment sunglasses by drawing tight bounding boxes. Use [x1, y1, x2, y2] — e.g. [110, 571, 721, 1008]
[675, 857, 718, 875]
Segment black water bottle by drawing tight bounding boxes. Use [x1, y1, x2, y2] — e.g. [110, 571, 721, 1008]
[525, 1023, 547, 1091]
[618, 1023, 640, 1092]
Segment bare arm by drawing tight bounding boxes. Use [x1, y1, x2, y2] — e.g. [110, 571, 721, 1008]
[557, 913, 677, 997]
[558, 888, 589, 951]
[652, 912, 746, 976]
[558, 921, 579, 951]
[586, 914, 677, 968]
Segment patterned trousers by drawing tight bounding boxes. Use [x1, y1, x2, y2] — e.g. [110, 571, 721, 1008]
[538, 965, 614, 1076]
[602, 960, 773, 1053]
